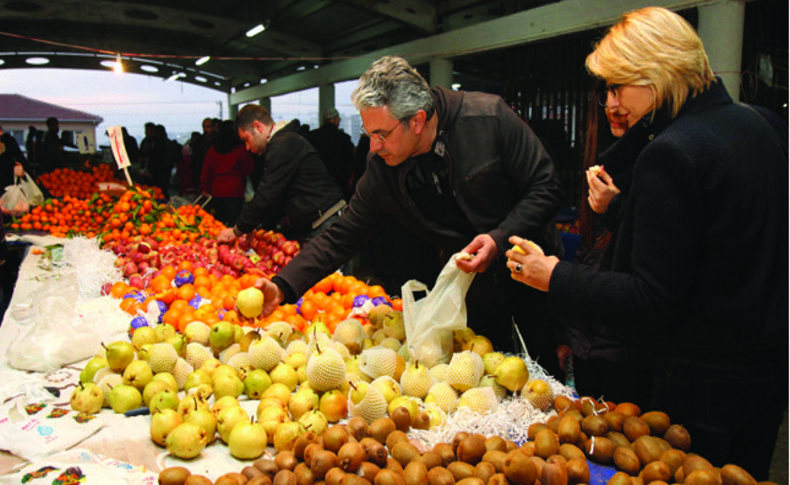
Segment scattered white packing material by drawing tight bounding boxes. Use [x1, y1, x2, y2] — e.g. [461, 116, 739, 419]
[61, 237, 123, 299]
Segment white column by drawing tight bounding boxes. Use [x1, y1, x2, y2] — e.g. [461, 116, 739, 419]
[429, 58, 453, 88]
[697, 0, 745, 101]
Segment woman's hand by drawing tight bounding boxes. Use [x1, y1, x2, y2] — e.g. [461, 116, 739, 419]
[457, 234, 499, 273]
[586, 166, 620, 214]
[13, 163, 24, 178]
[506, 235, 559, 292]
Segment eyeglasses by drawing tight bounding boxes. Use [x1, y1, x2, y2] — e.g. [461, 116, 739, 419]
[597, 84, 622, 107]
[361, 120, 403, 144]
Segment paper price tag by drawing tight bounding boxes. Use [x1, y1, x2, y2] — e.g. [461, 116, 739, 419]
[106, 125, 131, 170]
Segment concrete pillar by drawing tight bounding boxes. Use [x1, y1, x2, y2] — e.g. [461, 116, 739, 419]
[697, 0, 745, 101]
[318, 84, 336, 124]
[259, 97, 271, 114]
[429, 58, 453, 89]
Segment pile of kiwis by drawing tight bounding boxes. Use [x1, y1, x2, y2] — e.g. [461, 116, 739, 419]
[159, 396, 766, 485]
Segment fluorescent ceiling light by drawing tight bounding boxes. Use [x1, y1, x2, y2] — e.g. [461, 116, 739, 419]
[196, 56, 210, 66]
[246, 24, 265, 37]
[26, 57, 49, 65]
[113, 53, 123, 74]
[452, 83, 461, 91]
[140, 65, 158, 73]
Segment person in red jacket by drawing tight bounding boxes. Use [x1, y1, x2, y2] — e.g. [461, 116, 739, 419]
[200, 120, 254, 225]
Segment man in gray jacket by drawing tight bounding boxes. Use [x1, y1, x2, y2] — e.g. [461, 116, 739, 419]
[259, 56, 563, 368]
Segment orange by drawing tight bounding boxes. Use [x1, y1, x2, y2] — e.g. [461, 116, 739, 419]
[313, 274, 334, 294]
[110, 281, 131, 299]
[196, 286, 212, 299]
[159, 265, 177, 280]
[193, 274, 212, 289]
[176, 260, 194, 273]
[368, 285, 387, 299]
[150, 274, 172, 294]
[193, 266, 209, 277]
[169, 299, 191, 313]
[162, 307, 183, 327]
[176, 284, 196, 302]
[391, 298, 403, 311]
[177, 310, 196, 332]
[299, 300, 318, 321]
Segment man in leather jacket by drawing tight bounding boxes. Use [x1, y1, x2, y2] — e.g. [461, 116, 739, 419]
[257, 56, 564, 367]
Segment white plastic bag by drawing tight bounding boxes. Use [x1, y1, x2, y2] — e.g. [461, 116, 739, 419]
[402, 253, 476, 367]
[7, 272, 102, 373]
[18, 173, 45, 207]
[0, 184, 29, 216]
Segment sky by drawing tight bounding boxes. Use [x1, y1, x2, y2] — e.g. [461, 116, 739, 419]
[0, 68, 360, 146]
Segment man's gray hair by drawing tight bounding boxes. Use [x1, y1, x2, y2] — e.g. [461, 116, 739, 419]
[351, 56, 435, 121]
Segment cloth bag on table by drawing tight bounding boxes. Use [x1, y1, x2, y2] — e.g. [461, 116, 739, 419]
[17, 172, 45, 207]
[7, 272, 103, 373]
[401, 253, 476, 368]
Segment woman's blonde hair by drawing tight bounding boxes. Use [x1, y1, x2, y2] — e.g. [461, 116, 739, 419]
[585, 7, 715, 118]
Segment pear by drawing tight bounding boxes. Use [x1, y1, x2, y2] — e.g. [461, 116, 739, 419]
[298, 409, 329, 436]
[131, 326, 159, 350]
[478, 375, 508, 400]
[70, 382, 104, 414]
[236, 287, 265, 318]
[270, 362, 299, 391]
[108, 384, 143, 414]
[209, 320, 236, 352]
[183, 321, 211, 346]
[150, 408, 183, 446]
[285, 351, 307, 369]
[217, 405, 250, 443]
[166, 422, 207, 459]
[387, 395, 420, 419]
[371, 376, 402, 403]
[463, 335, 494, 357]
[288, 387, 319, 420]
[212, 373, 244, 400]
[521, 378, 554, 411]
[237, 328, 261, 352]
[143, 378, 174, 407]
[149, 388, 180, 414]
[166, 334, 188, 357]
[399, 361, 434, 399]
[265, 321, 293, 347]
[80, 357, 108, 384]
[458, 387, 499, 414]
[103, 341, 135, 372]
[423, 406, 446, 429]
[493, 356, 529, 392]
[445, 350, 485, 392]
[184, 369, 214, 394]
[333, 318, 366, 354]
[382, 311, 406, 340]
[151, 372, 179, 393]
[483, 351, 507, 375]
[348, 381, 388, 424]
[306, 344, 346, 391]
[147, 343, 179, 374]
[248, 336, 285, 372]
[319, 389, 348, 423]
[257, 405, 288, 444]
[185, 407, 217, 444]
[452, 328, 476, 352]
[424, 382, 459, 414]
[226, 352, 252, 373]
[229, 418, 268, 459]
[211, 395, 241, 417]
[154, 323, 177, 342]
[122, 359, 153, 391]
[96, 372, 124, 408]
[243, 368, 272, 399]
[358, 347, 398, 380]
[218, 343, 242, 364]
[273, 420, 305, 452]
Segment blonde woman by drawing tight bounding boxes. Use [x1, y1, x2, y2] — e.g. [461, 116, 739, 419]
[508, 7, 787, 479]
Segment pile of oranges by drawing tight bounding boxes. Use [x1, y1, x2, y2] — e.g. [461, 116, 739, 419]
[109, 264, 401, 337]
[37, 161, 164, 200]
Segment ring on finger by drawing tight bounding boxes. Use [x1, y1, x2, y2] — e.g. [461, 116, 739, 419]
[515, 263, 523, 273]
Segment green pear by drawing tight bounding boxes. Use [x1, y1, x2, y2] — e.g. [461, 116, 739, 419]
[107, 384, 143, 414]
[104, 341, 135, 372]
[493, 356, 529, 392]
[212, 373, 244, 400]
[184, 369, 214, 393]
[243, 369, 272, 399]
[209, 320, 236, 352]
[150, 408, 183, 446]
[131, 326, 159, 350]
[287, 387, 319, 420]
[269, 362, 298, 392]
[166, 334, 187, 357]
[273, 420, 305, 452]
[80, 357, 108, 384]
[185, 407, 217, 444]
[149, 388, 180, 414]
[217, 405, 249, 443]
[483, 351, 507, 375]
[154, 323, 176, 342]
[70, 382, 104, 414]
[236, 287, 264, 318]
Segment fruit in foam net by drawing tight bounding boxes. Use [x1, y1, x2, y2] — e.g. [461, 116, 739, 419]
[306, 343, 347, 392]
[248, 335, 285, 372]
[446, 350, 485, 392]
[522, 378, 554, 411]
[236, 286, 265, 318]
[399, 361, 434, 399]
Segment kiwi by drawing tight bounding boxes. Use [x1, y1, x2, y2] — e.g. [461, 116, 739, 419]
[478, 450, 505, 473]
[426, 467, 456, 485]
[273, 470, 299, 485]
[581, 414, 609, 437]
[184, 476, 214, 485]
[613, 445, 642, 475]
[451, 432, 470, 454]
[558, 443, 585, 462]
[527, 422, 547, 441]
[557, 415, 581, 444]
[294, 432, 319, 460]
[640, 460, 672, 483]
[603, 411, 627, 432]
[159, 467, 191, 485]
[456, 478, 485, 485]
[579, 396, 607, 416]
[660, 448, 686, 476]
[325, 467, 347, 485]
[324, 425, 351, 453]
[607, 471, 634, 485]
[362, 438, 389, 467]
[386, 430, 410, 452]
[685, 469, 724, 485]
[720, 463, 757, 485]
[473, 461, 496, 484]
[359, 462, 381, 483]
[502, 449, 537, 485]
[276, 450, 300, 471]
[391, 441, 420, 467]
[391, 407, 412, 432]
[553, 395, 574, 413]
[294, 462, 315, 485]
[386, 457, 405, 475]
[369, 417, 397, 444]
[255, 458, 280, 476]
[518, 442, 535, 458]
[605, 431, 632, 448]
[304, 442, 326, 467]
[338, 442, 366, 472]
[404, 460, 429, 485]
[411, 411, 431, 430]
[342, 474, 373, 485]
[541, 461, 567, 485]
[533, 428, 560, 459]
[413, 451, 444, 470]
[487, 473, 508, 485]
[456, 435, 487, 465]
[248, 477, 275, 485]
[311, 450, 340, 480]
[641, 411, 671, 435]
[447, 461, 476, 481]
[545, 455, 567, 468]
[633, 435, 664, 465]
[347, 417, 369, 441]
[682, 454, 715, 476]
[663, 423, 691, 451]
[565, 457, 589, 485]
[622, 416, 650, 442]
[545, 415, 562, 433]
[375, 469, 407, 485]
[584, 436, 615, 465]
[484, 436, 508, 452]
[243, 465, 266, 481]
[433, 442, 456, 466]
[613, 402, 642, 417]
